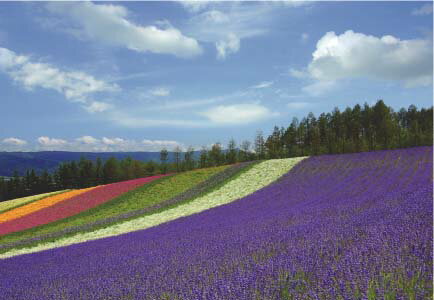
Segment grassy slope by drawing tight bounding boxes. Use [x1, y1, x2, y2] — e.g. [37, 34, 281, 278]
[0, 165, 230, 247]
[0, 190, 70, 214]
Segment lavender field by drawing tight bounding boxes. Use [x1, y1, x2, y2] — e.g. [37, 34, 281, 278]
[0, 147, 432, 299]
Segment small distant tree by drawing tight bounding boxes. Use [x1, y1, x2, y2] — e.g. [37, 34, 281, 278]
[239, 140, 251, 162]
[209, 143, 223, 166]
[94, 157, 103, 185]
[225, 138, 237, 164]
[254, 130, 265, 160]
[103, 157, 120, 184]
[184, 146, 195, 171]
[132, 160, 144, 178]
[173, 146, 182, 172]
[199, 146, 208, 168]
[160, 148, 169, 174]
[144, 161, 157, 176]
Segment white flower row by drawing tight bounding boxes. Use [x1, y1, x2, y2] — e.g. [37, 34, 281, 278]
[0, 157, 306, 259]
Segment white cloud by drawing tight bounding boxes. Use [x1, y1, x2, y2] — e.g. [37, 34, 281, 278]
[289, 68, 309, 79]
[76, 136, 99, 144]
[178, 1, 212, 13]
[201, 103, 277, 125]
[302, 80, 336, 97]
[37, 136, 68, 147]
[0, 47, 118, 108]
[197, 9, 230, 23]
[216, 33, 240, 60]
[45, 2, 202, 58]
[185, 4, 273, 59]
[150, 87, 170, 97]
[412, 4, 433, 16]
[1, 135, 187, 152]
[142, 139, 183, 151]
[306, 30, 432, 87]
[102, 137, 125, 145]
[2, 137, 27, 146]
[84, 101, 113, 113]
[251, 81, 274, 89]
[287, 102, 312, 109]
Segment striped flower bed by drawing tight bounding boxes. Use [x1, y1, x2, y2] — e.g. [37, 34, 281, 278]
[0, 176, 164, 236]
[0, 158, 304, 257]
[0, 190, 70, 214]
[0, 162, 253, 251]
[0, 188, 97, 224]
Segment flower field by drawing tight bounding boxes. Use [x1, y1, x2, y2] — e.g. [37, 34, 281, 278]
[0, 147, 432, 299]
[0, 176, 164, 236]
[0, 188, 98, 224]
[0, 158, 301, 258]
[0, 164, 241, 250]
[0, 190, 69, 214]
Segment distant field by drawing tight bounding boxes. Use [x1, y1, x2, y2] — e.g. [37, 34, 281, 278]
[0, 147, 432, 299]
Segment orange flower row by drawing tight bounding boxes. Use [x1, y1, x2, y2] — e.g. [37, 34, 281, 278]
[0, 187, 99, 224]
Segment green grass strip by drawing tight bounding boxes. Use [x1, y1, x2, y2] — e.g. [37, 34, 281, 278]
[0, 190, 70, 214]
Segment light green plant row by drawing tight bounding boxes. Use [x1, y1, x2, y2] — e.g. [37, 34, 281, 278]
[0, 190, 70, 214]
[0, 157, 306, 259]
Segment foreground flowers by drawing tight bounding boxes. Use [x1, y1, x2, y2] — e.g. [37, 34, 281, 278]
[0, 147, 431, 299]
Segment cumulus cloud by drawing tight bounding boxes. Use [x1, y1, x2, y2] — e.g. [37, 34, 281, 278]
[2, 137, 27, 145]
[201, 103, 277, 125]
[216, 33, 240, 60]
[302, 80, 336, 97]
[84, 101, 113, 113]
[9, 136, 184, 152]
[307, 30, 433, 87]
[76, 136, 99, 144]
[102, 137, 125, 145]
[178, 1, 212, 13]
[0, 47, 118, 108]
[185, 4, 272, 59]
[37, 136, 68, 147]
[251, 81, 274, 89]
[150, 87, 170, 97]
[44, 2, 202, 58]
[412, 4, 433, 16]
[142, 139, 182, 151]
[289, 68, 309, 79]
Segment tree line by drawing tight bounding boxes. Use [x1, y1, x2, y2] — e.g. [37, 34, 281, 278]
[0, 100, 432, 202]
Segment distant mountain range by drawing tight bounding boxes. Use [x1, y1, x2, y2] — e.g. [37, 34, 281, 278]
[0, 151, 197, 176]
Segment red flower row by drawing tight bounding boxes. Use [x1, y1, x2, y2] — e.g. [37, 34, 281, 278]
[0, 176, 165, 236]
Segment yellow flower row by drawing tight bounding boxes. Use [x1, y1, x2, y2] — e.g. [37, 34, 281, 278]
[0, 190, 70, 214]
[0, 187, 98, 224]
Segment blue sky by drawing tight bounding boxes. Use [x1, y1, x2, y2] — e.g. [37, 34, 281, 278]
[0, 1, 432, 152]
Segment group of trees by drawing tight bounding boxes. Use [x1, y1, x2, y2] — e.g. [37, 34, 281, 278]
[255, 100, 433, 158]
[0, 100, 432, 202]
[0, 157, 168, 201]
